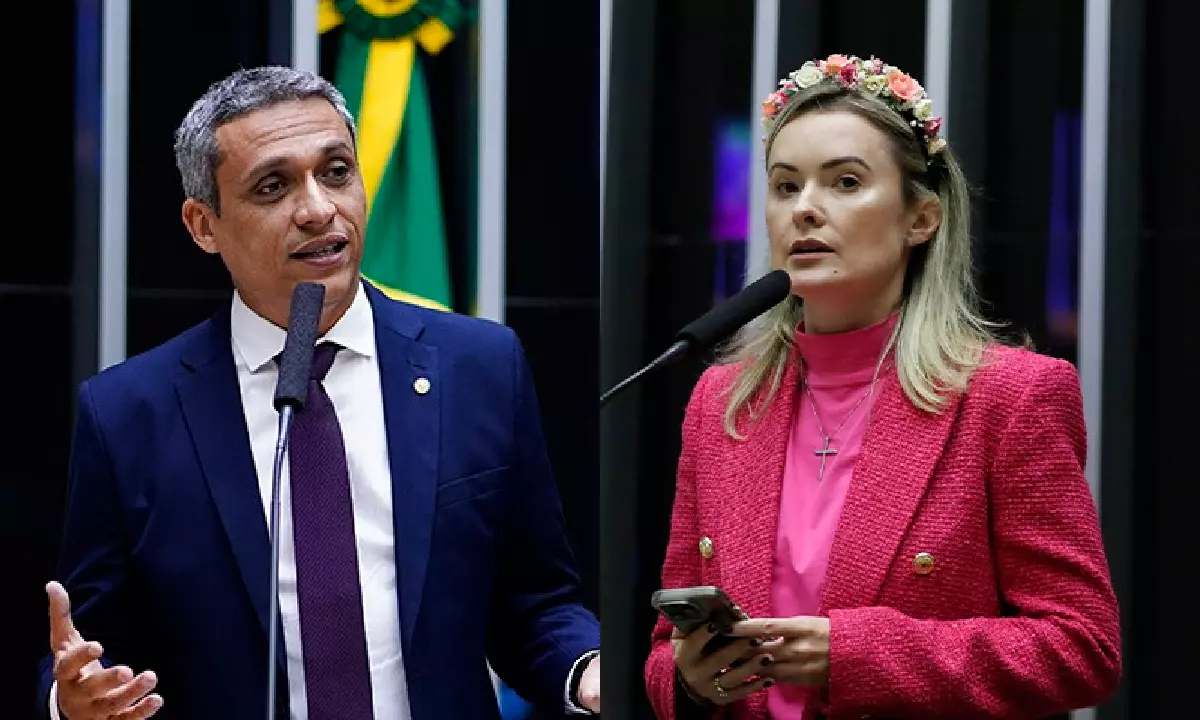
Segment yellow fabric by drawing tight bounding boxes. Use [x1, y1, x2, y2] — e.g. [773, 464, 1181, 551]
[357, 37, 416, 214]
[365, 276, 452, 311]
[318, 0, 343, 33]
[318, 0, 456, 53]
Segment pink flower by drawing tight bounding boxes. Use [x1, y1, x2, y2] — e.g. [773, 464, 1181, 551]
[886, 71, 922, 104]
[763, 89, 792, 118]
[838, 63, 858, 87]
[924, 117, 942, 136]
[825, 54, 850, 72]
[871, 57, 883, 74]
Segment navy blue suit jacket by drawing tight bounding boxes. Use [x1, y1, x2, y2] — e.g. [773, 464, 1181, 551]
[37, 283, 599, 719]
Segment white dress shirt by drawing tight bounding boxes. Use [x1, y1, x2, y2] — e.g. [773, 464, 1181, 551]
[230, 283, 411, 720]
[51, 283, 592, 718]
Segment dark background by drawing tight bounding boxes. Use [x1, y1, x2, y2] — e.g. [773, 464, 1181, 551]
[601, 0, 1197, 718]
[5, 0, 599, 709]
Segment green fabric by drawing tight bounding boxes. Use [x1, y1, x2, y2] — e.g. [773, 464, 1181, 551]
[358, 55, 452, 308]
[332, 0, 471, 40]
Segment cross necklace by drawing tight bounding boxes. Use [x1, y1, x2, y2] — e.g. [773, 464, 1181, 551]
[802, 365, 884, 481]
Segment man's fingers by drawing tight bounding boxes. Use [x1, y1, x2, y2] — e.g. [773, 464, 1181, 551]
[110, 693, 164, 720]
[54, 640, 103, 680]
[79, 663, 135, 697]
[47, 581, 82, 647]
[96, 670, 159, 716]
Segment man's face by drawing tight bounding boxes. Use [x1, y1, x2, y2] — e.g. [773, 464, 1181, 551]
[182, 97, 366, 332]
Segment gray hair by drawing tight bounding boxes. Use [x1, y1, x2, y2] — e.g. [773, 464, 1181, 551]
[173, 65, 356, 213]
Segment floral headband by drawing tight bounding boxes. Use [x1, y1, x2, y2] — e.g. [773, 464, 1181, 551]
[761, 54, 946, 162]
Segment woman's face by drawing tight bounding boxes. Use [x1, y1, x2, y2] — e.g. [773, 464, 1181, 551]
[765, 109, 939, 332]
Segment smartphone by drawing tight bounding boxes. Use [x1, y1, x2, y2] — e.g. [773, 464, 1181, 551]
[651, 586, 749, 653]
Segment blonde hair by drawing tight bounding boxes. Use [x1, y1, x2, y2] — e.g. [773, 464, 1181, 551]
[719, 83, 1001, 438]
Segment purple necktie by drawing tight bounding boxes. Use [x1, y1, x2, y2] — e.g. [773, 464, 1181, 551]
[288, 342, 374, 718]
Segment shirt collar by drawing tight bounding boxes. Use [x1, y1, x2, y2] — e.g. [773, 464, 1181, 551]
[230, 281, 376, 373]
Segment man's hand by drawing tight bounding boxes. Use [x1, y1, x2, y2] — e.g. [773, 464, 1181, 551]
[47, 581, 163, 719]
[576, 654, 600, 713]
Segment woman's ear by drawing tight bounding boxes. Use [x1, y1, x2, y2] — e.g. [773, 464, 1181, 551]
[906, 195, 943, 247]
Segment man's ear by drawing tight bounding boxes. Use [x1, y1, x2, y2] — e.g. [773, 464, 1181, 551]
[182, 198, 219, 254]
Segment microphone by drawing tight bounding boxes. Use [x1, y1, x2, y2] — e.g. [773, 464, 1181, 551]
[599, 269, 791, 408]
[266, 281, 326, 720]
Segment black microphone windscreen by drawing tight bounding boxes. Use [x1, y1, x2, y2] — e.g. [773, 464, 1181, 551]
[273, 282, 327, 411]
[675, 269, 791, 353]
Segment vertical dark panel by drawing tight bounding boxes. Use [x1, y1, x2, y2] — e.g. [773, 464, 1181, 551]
[630, 1, 752, 717]
[977, 0, 1083, 360]
[1128, 0, 1198, 716]
[266, 0, 292, 66]
[125, 0, 272, 356]
[4, 0, 80, 705]
[818, 0, 926, 75]
[73, 0, 101, 396]
[600, 0, 657, 716]
[505, 0, 600, 626]
[947, 0, 990, 221]
[1096, 0, 1142, 716]
[776, 0, 822, 78]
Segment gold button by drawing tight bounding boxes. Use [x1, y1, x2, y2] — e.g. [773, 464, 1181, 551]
[699, 536, 714, 559]
[913, 552, 935, 575]
[413, 377, 431, 395]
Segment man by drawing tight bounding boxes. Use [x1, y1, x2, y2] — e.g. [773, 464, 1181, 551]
[38, 66, 600, 720]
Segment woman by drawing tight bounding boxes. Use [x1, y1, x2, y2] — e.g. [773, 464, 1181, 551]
[644, 55, 1120, 720]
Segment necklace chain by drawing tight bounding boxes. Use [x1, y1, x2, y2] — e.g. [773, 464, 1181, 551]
[802, 359, 887, 481]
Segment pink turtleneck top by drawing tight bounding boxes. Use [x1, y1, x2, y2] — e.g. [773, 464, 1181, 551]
[767, 312, 897, 718]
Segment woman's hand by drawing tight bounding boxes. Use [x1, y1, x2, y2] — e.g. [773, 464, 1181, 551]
[726, 616, 830, 688]
[671, 623, 775, 705]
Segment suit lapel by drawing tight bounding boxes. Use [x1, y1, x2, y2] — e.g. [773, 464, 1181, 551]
[173, 314, 283, 669]
[721, 360, 801, 619]
[819, 371, 960, 611]
[368, 285, 438, 653]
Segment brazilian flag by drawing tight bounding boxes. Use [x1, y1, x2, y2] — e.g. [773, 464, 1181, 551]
[319, 0, 469, 311]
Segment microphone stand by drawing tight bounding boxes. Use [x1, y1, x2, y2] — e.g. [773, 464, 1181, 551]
[599, 340, 689, 408]
[265, 280, 323, 720]
[267, 404, 297, 720]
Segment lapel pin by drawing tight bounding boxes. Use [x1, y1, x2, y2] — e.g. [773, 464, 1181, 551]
[413, 377, 431, 395]
[699, 536, 714, 560]
[913, 552, 935, 575]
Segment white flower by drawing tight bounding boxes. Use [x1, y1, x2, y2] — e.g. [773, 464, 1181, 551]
[913, 98, 934, 121]
[794, 62, 824, 88]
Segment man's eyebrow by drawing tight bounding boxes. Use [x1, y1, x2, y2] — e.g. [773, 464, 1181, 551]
[242, 139, 356, 183]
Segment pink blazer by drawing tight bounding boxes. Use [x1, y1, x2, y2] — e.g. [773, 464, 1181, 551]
[645, 345, 1121, 720]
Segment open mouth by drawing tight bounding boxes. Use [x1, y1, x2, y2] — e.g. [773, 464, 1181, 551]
[289, 240, 348, 260]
